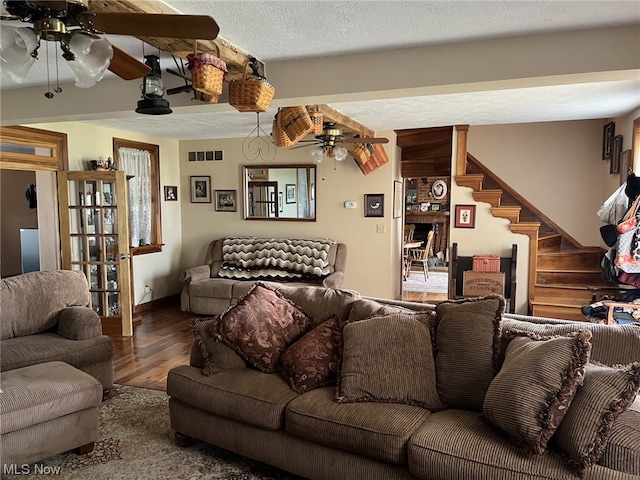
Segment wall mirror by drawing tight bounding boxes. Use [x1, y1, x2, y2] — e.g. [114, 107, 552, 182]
[243, 165, 316, 221]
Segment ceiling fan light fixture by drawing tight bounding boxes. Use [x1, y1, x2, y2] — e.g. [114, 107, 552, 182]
[67, 33, 113, 88]
[135, 54, 172, 115]
[333, 145, 348, 161]
[311, 146, 325, 163]
[0, 26, 38, 83]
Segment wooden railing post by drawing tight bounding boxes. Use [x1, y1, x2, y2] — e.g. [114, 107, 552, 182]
[454, 125, 469, 176]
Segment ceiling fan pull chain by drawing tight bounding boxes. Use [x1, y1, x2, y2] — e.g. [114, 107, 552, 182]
[54, 43, 63, 94]
[44, 40, 54, 99]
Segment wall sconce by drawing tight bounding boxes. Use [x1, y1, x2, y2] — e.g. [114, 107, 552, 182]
[135, 54, 172, 115]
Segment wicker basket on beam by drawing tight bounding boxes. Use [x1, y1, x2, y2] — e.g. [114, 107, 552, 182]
[229, 60, 275, 113]
[188, 41, 227, 104]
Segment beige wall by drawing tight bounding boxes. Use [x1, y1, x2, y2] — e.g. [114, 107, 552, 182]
[31, 122, 183, 305]
[179, 132, 402, 299]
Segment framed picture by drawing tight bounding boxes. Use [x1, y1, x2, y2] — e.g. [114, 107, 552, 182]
[393, 180, 403, 218]
[431, 203, 441, 212]
[602, 121, 615, 160]
[364, 193, 384, 217]
[286, 184, 296, 203]
[279, 191, 284, 212]
[270, 192, 276, 214]
[454, 204, 476, 228]
[190, 176, 211, 203]
[620, 149, 632, 184]
[214, 189, 237, 211]
[164, 185, 177, 201]
[610, 135, 623, 175]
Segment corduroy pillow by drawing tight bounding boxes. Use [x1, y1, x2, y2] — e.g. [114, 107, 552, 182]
[483, 329, 592, 456]
[434, 295, 505, 411]
[554, 362, 640, 475]
[212, 283, 312, 373]
[279, 315, 341, 394]
[190, 317, 247, 376]
[336, 312, 445, 410]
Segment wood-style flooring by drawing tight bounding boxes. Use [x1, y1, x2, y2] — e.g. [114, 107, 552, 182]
[113, 291, 443, 392]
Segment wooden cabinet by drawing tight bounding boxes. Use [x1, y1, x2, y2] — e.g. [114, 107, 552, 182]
[58, 171, 133, 336]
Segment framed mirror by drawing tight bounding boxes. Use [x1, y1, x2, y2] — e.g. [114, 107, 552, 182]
[243, 165, 316, 221]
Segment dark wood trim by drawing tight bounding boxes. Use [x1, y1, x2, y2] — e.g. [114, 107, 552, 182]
[0, 125, 68, 171]
[132, 293, 180, 315]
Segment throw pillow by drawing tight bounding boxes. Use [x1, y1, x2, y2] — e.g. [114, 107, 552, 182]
[212, 283, 312, 373]
[336, 312, 445, 410]
[483, 329, 592, 456]
[554, 362, 640, 475]
[279, 315, 341, 394]
[189, 317, 247, 375]
[434, 295, 505, 411]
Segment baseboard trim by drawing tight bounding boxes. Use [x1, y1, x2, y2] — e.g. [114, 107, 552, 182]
[133, 293, 180, 315]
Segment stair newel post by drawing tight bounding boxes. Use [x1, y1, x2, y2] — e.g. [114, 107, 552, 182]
[454, 125, 469, 176]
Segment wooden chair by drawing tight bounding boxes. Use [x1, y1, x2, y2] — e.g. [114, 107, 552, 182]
[408, 230, 434, 281]
[404, 224, 415, 242]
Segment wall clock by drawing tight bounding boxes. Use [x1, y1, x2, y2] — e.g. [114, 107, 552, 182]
[432, 180, 447, 200]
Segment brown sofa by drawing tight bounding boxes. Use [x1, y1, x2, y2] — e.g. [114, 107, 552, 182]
[0, 270, 114, 391]
[167, 285, 640, 480]
[180, 237, 347, 315]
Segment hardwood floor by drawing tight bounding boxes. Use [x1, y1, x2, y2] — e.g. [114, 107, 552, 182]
[112, 292, 442, 392]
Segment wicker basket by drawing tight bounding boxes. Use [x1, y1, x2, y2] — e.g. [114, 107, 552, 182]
[349, 143, 372, 166]
[272, 111, 295, 147]
[356, 143, 388, 175]
[308, 110, 324, 135]
[278, 106, 313, 143]
[188, 41, 227, 104]
[229, 60, 275, 113]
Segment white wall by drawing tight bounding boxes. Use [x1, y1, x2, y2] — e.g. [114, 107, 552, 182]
[30, 122, 182, 305]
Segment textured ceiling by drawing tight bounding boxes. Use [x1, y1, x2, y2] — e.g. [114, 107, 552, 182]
[1, 1, 640, 139]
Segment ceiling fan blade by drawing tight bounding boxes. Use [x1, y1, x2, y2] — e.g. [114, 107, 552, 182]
[80, 13, 220, 40]
[340, 137, 389, 144]
[30, 0, 69, 11]
[290, 144, 314, 150]
[108, 46, 151, 80]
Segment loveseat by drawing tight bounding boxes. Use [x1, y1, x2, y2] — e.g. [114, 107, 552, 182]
[167, 284, 640, 480]
[180, 237, 347, 315]
[0, 270, 114, 392]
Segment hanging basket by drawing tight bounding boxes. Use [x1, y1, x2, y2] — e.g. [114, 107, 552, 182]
[308, 110, 324, 135]
[356, 143, 389, 175]
[228, 60, 275, 113]
[278, 106, 313, 144]
[188, 41, 227, 104]
[272, 110, 295, 147]
[348, 143, 372, 166]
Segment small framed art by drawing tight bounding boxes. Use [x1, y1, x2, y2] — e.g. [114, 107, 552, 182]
[286, 184, 296, 203]
[610, 135, 623, 175]
[164, 185, 177, 201]
[602, 121, 615, 160]
[190, 176, 211, 203]
[454, 204, 476, 228]
[620, 149, 632, 185]
[364, 193, 384, 217]
[214, 190, 237, 211]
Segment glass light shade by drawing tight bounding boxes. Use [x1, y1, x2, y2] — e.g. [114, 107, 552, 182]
[310, 146, 325, 163]
[333, 146, 348, 161]
[0, 26, 37, 83]
[67, 33, 113, 88]
[142, 75, 164, 98]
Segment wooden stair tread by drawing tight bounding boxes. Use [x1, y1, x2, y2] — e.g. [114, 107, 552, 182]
[538, 247, 603, 255]
[537, 268, 602, 273]
[530, 299, 586, 308]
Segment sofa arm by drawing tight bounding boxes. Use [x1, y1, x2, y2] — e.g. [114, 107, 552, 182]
[180, 265, 211, 285]
[56, 306, 103, 340]
[322, 271, 344, 289]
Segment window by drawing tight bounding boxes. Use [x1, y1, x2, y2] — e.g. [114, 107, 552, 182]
[112, 138, 162, 255]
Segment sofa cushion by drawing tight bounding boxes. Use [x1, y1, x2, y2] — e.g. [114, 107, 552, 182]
[483, 330, 592, 456]
[190, 317, 246, 376]
[286, 386, 430, 464]
[55, 306, 102, 340]
[274, 285, 362, 326]
[408, 409, 595, 480]
[434, 296, 505, 411]
[554, 362, 640, 475]
[166, 365, 298, 431]
[279, 316, 341, 394]
[598, 396, 640, 475]
[336, 313, 444, 411]
[214, 284, 312, 373]
[188, 278, 236, 298]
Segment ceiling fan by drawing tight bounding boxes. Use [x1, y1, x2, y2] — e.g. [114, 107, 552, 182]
[0, 0, 220, 87]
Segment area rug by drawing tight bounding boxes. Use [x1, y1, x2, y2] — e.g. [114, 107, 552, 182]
[403, 268, 449, 293]
[4, 385, 303, 480]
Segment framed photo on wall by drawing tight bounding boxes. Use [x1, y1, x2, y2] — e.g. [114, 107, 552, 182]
[454, 204, 476, 228]
[164, 185, 178, 201]
[364, 193, 384, 217]
[610, 135, 623, 175]
[602, 121, 615, 160]
[286, 184, 296, 203]
[214, 190, 237, 211]
[620, 149, 632, 185]
[190, 176, 211, 203]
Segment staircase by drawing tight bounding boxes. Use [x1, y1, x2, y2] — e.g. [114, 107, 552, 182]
[456, 154, 620, 321]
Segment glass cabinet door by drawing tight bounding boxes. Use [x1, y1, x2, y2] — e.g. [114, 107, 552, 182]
[58, 170, 133, 336]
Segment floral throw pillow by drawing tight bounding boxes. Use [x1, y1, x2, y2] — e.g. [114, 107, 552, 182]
[279, 315, 341, 394]
[213, 283, 312, 373]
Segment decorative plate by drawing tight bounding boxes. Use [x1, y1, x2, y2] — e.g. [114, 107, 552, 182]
[432, 180, 447, 200]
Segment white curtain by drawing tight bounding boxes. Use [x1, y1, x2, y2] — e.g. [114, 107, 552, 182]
[118, 146, 152, 247]
[297, 168, 309, 218]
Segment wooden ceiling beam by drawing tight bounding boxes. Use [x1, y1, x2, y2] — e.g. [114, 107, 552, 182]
[307, 105, 375, 138]
[89, 0, 262, 81]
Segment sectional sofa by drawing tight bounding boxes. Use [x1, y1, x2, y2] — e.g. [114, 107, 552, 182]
[167, 284, 640, 480]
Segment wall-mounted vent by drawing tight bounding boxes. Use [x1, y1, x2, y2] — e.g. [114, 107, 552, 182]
[188, 150, 223, 162]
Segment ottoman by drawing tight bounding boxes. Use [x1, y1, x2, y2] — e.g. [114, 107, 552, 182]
[0, 361, 102, 466]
